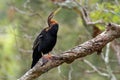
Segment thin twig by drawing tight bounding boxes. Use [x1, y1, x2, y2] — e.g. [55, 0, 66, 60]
[68, 65, 73, 80]
[57, 66, 61, 73]
[83, 59, 109, 77]
[104, 43, 117, 80]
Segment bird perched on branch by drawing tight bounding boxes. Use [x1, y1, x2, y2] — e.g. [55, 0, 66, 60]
[31, 8, 61, 68]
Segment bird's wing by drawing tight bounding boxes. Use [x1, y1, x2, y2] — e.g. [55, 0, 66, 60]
[32, 29, 46, 50]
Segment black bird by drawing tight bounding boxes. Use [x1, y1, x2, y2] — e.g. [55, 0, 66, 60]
[31, 8, 61, 68]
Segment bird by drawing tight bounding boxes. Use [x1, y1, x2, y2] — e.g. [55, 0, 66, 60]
[31, 8, 61, 68]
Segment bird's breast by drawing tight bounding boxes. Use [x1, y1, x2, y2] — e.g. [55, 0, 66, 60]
[41, 34, 57, 54]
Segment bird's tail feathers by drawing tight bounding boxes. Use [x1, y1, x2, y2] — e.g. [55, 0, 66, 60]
[31, 51, 42, 68]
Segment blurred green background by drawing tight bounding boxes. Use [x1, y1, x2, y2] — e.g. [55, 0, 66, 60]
[0, 0, 120, 80]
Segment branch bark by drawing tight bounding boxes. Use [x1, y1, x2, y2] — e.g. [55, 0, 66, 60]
[18, 23, 120, 80]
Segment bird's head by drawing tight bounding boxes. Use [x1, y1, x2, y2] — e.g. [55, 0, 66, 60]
[49, 19, 58, 26]
[48, 7, 61, 27]
[45, 19, 59, 33]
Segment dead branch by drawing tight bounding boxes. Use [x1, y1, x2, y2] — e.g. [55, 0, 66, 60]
[103, 43, 117, 80]
[83, 59, 109, 77]
[52, 0, 105, 26]
[111, 40, 120, 65]
[18, 23, 120, 80]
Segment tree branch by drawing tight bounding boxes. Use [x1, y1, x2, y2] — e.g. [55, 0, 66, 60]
[18, 23, 120, 80]
[52, 0, 105, 26]
[52, 0, 104, 37]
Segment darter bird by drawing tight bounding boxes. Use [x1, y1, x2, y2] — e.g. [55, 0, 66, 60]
[31, 8, 61, 68]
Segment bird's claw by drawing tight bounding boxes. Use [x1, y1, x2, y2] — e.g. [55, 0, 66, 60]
[41, 54, 52, 66]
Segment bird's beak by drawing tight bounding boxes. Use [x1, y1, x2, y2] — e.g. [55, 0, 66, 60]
[48, 7, 61, 20]
[53, 7, 61, 16]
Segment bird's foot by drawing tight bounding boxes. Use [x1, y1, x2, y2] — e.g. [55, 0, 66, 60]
[43, 53, 52, 60]
[41, 53, 52, 66]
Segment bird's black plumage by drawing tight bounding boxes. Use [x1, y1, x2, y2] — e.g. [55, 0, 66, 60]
[31, 22, 59, 68]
